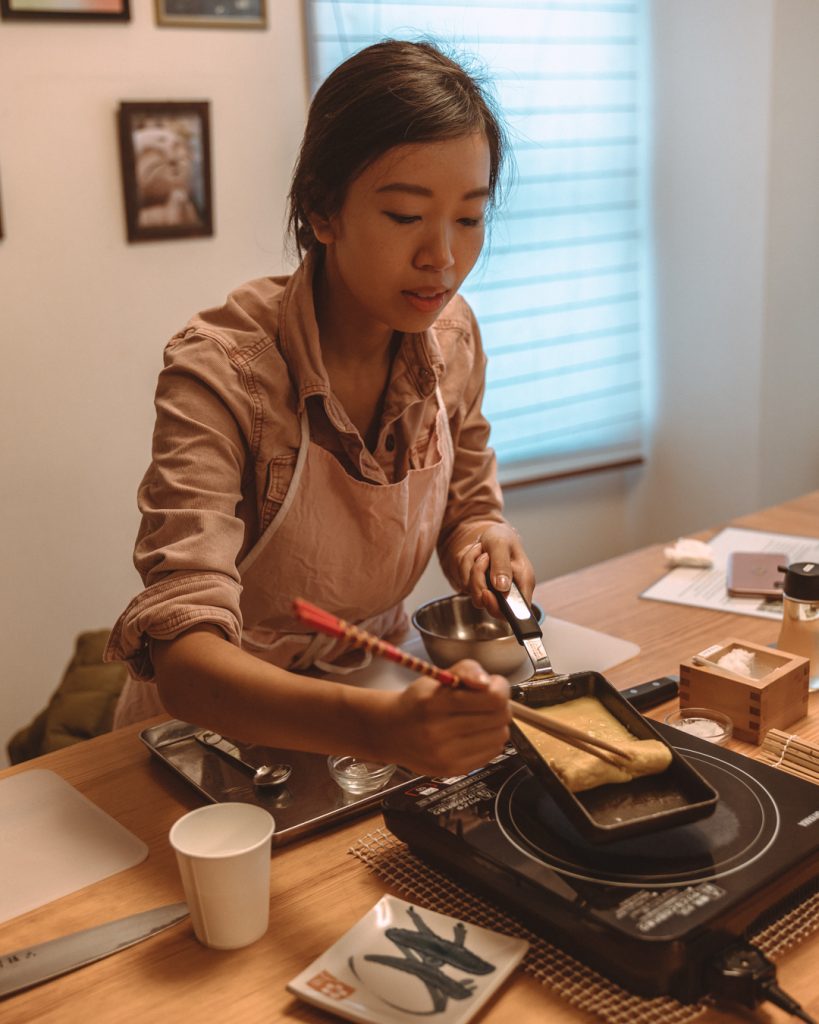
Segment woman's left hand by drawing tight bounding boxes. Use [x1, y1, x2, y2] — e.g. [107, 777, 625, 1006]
[457, 523, 536, 617]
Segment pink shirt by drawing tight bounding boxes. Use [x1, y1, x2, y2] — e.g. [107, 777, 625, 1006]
[106, 253, 506, 682]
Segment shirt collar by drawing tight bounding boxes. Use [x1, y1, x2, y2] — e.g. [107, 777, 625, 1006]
[278, 250, 445, 415]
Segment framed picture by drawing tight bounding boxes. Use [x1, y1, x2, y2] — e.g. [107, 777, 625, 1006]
[0, 0, 129, 20]
[117, 101, 213, 244]
[154, 0, 265, 29]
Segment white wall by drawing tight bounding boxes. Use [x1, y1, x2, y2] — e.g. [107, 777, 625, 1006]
[1, 1, 817, 764]
[759, 0, 819, 497]
[640, 0, 774, 534]
[0, 2, 308, 758]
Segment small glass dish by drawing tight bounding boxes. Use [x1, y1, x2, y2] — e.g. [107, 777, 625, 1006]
[664, 707, 733, 745]
[327, 755, 397, 795]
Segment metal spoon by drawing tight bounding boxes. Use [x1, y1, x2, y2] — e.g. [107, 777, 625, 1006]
[249, 762, 292, 787]
[194, 730, 292, 787]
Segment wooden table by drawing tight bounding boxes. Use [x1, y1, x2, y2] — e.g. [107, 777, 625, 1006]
[2, 491, 817, 1023]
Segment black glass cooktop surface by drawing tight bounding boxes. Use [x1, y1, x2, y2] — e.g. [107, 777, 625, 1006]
[382, 724, 819, 1002]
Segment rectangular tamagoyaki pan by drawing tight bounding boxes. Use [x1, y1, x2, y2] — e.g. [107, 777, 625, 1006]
[492, 581, 719, 844]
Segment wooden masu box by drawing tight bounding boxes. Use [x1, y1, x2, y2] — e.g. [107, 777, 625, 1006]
[679, 638, 809, 744]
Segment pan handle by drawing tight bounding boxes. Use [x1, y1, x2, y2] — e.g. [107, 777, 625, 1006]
[486, 575, 542, 642]
[487, 573, 557, 681]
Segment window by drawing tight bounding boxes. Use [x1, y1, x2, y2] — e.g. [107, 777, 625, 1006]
[305, 1, 646, 485]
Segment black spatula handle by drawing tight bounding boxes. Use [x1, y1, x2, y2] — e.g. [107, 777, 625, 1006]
[486, 574, 542, 642]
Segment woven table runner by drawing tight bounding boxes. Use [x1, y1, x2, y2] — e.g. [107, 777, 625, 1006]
[349, 827, 819, 1024]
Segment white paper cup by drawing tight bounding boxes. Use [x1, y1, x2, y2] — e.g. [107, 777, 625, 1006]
[169, 802, 275, 950]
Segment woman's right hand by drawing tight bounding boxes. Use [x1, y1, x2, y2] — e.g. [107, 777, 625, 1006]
[378, 659, 511, 777]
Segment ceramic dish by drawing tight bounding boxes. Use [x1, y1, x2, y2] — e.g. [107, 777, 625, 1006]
[664, 707, 733, 745]
[286, 894, 528, 1024]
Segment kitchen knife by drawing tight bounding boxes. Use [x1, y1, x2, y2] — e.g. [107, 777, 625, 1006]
[0, 902, 189, 999]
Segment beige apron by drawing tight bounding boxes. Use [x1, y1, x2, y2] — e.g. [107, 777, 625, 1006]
[239, 386, 453, 672]
[114, 386, 453, 726]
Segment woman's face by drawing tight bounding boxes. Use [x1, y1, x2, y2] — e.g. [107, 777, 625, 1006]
[314, 132, 491, 339]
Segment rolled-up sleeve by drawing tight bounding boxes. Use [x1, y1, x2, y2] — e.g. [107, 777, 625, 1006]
[105, 330, 257, 679]
[436, 307, 507, 589]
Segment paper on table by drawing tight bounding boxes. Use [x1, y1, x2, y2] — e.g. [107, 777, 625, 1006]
[641, 526, 819, 620]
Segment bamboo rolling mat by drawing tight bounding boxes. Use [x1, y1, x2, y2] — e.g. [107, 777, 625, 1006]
[757, 729, 819, 784]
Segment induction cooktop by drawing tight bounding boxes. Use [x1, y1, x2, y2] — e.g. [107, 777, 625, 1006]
[382, 724, 819, 1005]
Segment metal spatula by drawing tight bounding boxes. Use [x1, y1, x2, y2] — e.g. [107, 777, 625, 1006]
[488, 578, 557, 681]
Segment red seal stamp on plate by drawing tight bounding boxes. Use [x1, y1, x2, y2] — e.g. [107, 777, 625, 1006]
[307, 970, 354, 1000]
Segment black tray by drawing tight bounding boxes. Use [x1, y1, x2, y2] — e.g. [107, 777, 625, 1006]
[140, 719, 419, 847]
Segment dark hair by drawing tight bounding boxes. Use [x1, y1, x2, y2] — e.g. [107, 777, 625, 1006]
[287, 38, 509, 257]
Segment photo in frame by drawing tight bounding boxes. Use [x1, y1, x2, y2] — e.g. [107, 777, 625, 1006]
[117, 101, 213, 244]
[154, 0, 265, 29]
[0, 0, 129, 20]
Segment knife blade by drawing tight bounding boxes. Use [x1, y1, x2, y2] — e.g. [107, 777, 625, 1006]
[0, 902, 189, 999]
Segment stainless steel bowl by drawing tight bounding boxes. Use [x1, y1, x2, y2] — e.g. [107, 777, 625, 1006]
[412, 594, 544, 676]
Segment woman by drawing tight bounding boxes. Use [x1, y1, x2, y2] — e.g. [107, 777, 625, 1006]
[106, 39, 535, 777]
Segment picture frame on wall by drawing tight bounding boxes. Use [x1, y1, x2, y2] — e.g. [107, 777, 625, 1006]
[117, 101, 213, 244]
[154, 0, 265, 29]
[0, 0, 129, 20]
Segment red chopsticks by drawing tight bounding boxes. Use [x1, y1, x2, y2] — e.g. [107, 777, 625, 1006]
[292, 598, 487, 690]
[292, 597, 634, 764]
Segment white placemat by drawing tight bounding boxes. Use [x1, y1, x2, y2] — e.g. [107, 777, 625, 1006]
[0, 769, 148, 924]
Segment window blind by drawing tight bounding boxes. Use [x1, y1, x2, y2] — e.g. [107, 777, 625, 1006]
[305, 0, 645, 484]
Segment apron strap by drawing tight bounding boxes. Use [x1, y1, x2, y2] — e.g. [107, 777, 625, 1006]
[238, 407, 311, 575]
